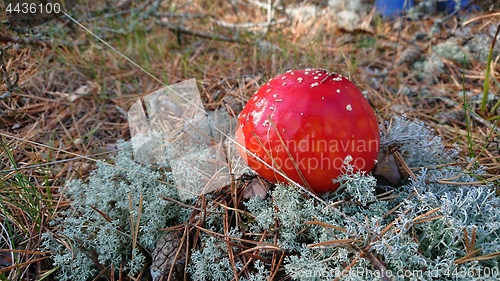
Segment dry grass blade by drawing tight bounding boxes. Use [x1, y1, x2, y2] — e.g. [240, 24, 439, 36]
[307, 239, 363, 248]
[454, 248, 483, 264]
[267, 116, 314, 193]
[250, 131, 285, 178]
[382, 191, 417, 219]
[128, 193, 143, 260]
[413, 215, 444, 224]
[435, 178, 489, 185]
[269, 249, 285, 281]
[360, 248, 391, 281]
[303, 220, 347, 232]
[457, 251, 500, 264]
[333, 255, 361, 281]
[223, 210, 239, 281]
[0, 249, 48, 255]
[170, 228, 189, 281]
[237, 245, 283, 256]
[463, 12, 500, 25]
[392, 150, 417, 181]
[0, 255, 51, 274]
[452, 227, 500, 265]
[412, 207, 441, 222]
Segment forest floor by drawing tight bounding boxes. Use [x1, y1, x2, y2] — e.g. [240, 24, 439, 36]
[0, 0, 499, 280]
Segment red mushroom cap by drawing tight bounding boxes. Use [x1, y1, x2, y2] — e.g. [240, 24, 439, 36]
[235, 69, 380, 193]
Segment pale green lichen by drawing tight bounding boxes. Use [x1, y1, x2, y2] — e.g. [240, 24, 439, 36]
[432, 40, 469, 64]
[44, 116, 500, 280]
[188, 235, 244, 281]
[42, 140, 191, 281]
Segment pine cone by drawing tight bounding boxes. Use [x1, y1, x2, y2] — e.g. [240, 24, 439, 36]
[151, 230, 186, 281]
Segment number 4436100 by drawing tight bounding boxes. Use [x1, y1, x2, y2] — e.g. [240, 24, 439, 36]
[5, 2, 61, 14]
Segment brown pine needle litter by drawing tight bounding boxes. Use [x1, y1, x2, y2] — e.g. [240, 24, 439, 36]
[1, 0, 500, 280]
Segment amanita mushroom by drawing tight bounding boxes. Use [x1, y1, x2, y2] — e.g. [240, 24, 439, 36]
[235, 68, 380, 193]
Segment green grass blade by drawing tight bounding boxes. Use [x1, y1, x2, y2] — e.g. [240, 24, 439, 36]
[481, 24, 500, 113]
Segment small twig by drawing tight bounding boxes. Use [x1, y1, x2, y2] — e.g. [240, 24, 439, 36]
[160, 22, 241, 42]
[0, 145, 118, 173]
[154, 12, 206, 19]
[216, 17, 287, 29]
[0, 35, 49, 46]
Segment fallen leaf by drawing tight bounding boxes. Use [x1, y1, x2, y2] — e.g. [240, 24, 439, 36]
[243, 177, 270, 199]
